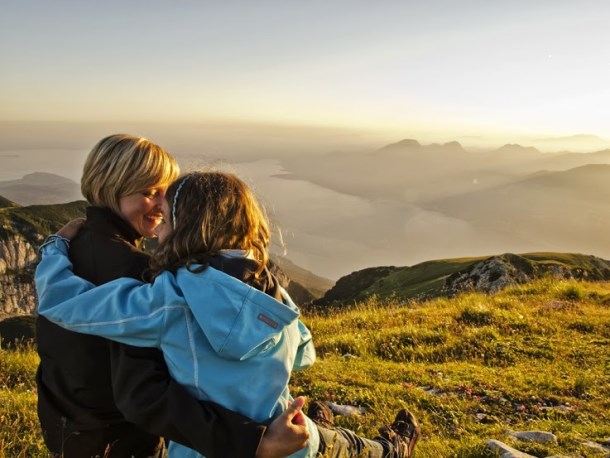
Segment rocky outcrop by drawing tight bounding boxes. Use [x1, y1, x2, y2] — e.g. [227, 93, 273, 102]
[0, 233, 39, 274]
[442, 253, 610, 296]
[442, 254, 532, 296]
[0, 234, 40, 318]
[0, 269, 37, 317]
[0, 198, 88, 320]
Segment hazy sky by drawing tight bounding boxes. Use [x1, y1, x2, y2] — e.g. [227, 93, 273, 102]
[2, 0, 610, 145]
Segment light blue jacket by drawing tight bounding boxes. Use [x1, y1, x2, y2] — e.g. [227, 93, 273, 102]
[35, 237, 319, 458]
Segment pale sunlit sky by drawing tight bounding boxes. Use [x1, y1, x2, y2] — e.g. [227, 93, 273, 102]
[2, 0, 610, 147]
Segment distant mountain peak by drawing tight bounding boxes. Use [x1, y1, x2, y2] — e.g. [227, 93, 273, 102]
[0, 172, 82, 206]
[441, 141, 466, 152]
[379, 139, 422, 152]
[494, 144, 541, 155]
[378, 139, 467, 154]
[19, 172, 78, 185]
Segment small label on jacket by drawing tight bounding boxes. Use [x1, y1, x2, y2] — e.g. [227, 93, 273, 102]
[258, 313, 279, 329]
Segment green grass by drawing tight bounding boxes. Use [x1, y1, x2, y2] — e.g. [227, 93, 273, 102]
[0, 200, 87, 245]
[0, 342, 47, 457]
[294, 278, 610, 457]
[366, 257, 482, 300]
[3, 278, 610, 457]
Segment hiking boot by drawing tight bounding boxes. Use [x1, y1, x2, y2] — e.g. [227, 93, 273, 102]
[378, 409, 421, 458]
[307, 400, 334, 428]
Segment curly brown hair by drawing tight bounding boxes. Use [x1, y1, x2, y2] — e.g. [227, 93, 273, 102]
[149, 171, 271, 278]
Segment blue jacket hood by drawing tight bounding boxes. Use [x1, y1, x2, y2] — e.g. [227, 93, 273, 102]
[176, 266, 300, 361]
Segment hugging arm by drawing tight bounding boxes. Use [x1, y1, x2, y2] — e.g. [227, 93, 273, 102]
[35, 236, 164, 346]
[112, 344, 270, 457]
[114, 350, 309, 458]
[279, 288, 316, 371]
[293, 320, 316, 371]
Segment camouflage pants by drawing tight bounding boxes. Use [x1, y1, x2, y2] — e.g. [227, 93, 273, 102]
[316, 425, 395, 458]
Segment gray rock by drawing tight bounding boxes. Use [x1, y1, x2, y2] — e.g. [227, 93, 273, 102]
[545, 456, 582, 458]
[581, 440, 610, 455]
[486, 439, 537, 458]
[0, 234, 39, 318]
[326, 402, 366, 416]
[509, 430, 558, 444]
[0, 233, 38, 273]
[441, 252, 610, 297]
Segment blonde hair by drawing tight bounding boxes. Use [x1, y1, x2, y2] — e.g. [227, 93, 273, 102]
[81, 134, 180, 214]
[150, 171, 270, 278]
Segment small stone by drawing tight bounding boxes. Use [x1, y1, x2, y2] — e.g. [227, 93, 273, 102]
[326, 402, 366, 416]
[486, 439, 537, 458]
[545, 456, 579, 458]
[509, 431, 558, 444]
[582, 440, 610, 453]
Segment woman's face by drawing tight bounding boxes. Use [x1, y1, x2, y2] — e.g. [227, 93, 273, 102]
[154, 198, 173, 243]
[118, 187, 167, 237]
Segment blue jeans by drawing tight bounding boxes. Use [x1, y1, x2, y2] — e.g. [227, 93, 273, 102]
[316, 425, 395, 458]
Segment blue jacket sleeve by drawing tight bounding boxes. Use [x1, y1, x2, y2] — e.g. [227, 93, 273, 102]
[293, 320, 316, 371]
[35, 237, 165, 347]
[277, 287, 316, 371]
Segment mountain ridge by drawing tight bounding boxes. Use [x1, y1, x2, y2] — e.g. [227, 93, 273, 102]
[0, 172, 81, 206]
[314, 252, 610, 307]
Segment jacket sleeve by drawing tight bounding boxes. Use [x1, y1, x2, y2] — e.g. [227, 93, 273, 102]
[111, 344, 266, 457]
[35, 237, 164, 347]
[293, 319, 316, 371]
[277, 286, 316, 371]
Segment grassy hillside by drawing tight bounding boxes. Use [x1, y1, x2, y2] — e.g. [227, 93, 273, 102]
[0, 195, 17, 209]
[2, 278, 610, 457]
[0, 200, 87, 245]
[316, 252, 610, 306]
[315, 256, 488, 306]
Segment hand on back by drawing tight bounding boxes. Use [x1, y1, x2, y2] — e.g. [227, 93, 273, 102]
[256, 396, 309, 458]
[56, 217, 86, 241]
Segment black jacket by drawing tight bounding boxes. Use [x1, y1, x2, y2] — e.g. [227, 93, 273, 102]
[208, 254, 283, 302]
[36, 206, 265, 457]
